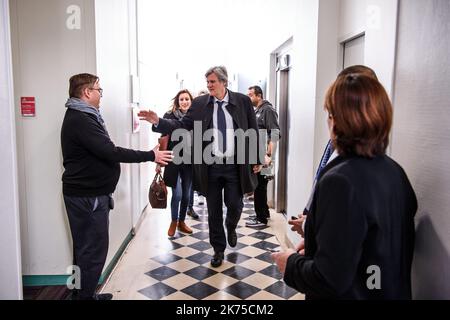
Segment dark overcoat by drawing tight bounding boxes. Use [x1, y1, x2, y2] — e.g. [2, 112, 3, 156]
[153, 90, 261, 196]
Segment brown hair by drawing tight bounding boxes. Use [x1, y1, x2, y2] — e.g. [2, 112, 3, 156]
[325, 74, 392, 158]
[338, 65, 378, 80]
[171, 89, 193, 113]
[69, 73, 99, 98]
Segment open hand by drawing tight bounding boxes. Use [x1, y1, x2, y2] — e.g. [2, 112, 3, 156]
[138, 109, 159, 125]
[253, 165, 263, 174]
[152, 144, 173, 165]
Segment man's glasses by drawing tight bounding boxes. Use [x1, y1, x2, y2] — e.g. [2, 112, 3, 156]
[90, 87, 103, 97]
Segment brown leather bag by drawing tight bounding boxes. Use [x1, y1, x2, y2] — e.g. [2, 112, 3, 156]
[149, 172, 167, 209]
[158, 135, 169, 167]
[159, 135, 169, 150]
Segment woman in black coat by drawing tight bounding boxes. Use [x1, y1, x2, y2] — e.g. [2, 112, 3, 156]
[272, 74, 417, 299]
[156, 89, 195, 237]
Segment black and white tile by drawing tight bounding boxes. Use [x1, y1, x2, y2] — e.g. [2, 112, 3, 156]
[103, 194, 304, 300]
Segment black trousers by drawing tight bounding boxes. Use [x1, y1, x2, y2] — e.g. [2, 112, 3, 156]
[63, 195, 110, 299]
[206, 164, 243, 253]
[254, 172, 270, 223]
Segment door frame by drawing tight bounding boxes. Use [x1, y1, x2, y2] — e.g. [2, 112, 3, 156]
[267, 37, 293, 214]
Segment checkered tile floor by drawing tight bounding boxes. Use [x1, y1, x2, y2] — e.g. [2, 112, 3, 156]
[103, 195, 303, 300]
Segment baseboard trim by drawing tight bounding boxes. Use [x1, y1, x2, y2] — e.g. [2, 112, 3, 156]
[22, 230, 134, 287]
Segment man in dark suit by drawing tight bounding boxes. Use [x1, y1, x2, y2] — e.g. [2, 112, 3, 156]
[139, 66, 262, 267]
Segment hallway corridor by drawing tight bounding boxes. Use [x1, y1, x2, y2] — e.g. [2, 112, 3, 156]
[101, 195, 305, 300]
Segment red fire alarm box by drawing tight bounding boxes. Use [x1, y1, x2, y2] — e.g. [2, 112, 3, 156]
[21, 97, 36, 117]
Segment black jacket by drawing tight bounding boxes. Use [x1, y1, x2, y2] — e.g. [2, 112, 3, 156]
[255, 100, 280, 140]
[160, 111, 191, 188]
[61, 108, 155, 196]
[284, 155, 417, 299]
[153, 90, 261, 195]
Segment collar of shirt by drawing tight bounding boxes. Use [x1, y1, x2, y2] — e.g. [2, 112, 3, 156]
[213, 90, 229, 106]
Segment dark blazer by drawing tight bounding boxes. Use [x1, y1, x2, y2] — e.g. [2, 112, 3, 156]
[160, 111, 190, 188]
[284, 155, 417, 299]
[153, 90, 260, 195]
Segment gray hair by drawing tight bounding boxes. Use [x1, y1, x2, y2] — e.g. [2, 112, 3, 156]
[205, 66, 228, 87]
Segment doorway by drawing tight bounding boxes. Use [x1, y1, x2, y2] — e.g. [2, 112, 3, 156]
[267, 38, 292, 214]
[342, 34, 365, 68]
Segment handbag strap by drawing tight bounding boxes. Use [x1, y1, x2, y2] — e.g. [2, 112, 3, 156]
[153, 172, 163, 183]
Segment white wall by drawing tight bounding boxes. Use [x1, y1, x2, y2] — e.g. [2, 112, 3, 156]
[0, 0, 23, 299]
[10, 0, 143, 279]
[10, 0, 97, 275]
[339, 0, 366, 39]
[283, 0, 320, 244]
[364, 0, 398, 98]
[392, 0, 450, 299]
[95, 0, 133, 263]
[95, 0, 150, 263]
[312, 0, 341, 183]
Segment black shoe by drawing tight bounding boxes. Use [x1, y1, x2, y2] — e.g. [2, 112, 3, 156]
[94, 293, 113, 300]
[187, 208, 199, 219]
[211, 252, 224, 268]
[227, 228, 237, 247]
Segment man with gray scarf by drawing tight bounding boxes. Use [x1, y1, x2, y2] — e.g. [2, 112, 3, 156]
[61, 73, 172, 300]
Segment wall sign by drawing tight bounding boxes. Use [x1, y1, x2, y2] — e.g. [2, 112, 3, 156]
[21, 97, 36, 117]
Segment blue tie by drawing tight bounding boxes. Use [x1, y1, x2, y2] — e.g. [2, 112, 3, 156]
[315, 140, 334, 179]
[217, 101, 227, 153]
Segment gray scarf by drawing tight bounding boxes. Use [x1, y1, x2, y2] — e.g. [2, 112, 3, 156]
[65, 98, 106, 128]
[172, 108, 187, 120]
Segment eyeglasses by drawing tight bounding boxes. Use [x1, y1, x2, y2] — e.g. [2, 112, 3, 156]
[90, 87, 103, 97]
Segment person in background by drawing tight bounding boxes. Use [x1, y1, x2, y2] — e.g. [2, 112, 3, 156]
[272, 73, 417, 299]
[289, 65, 379, 253]
[61, 73, 172, 300]
[246, 85, 280, 228]
[156, 89, 196, 236]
